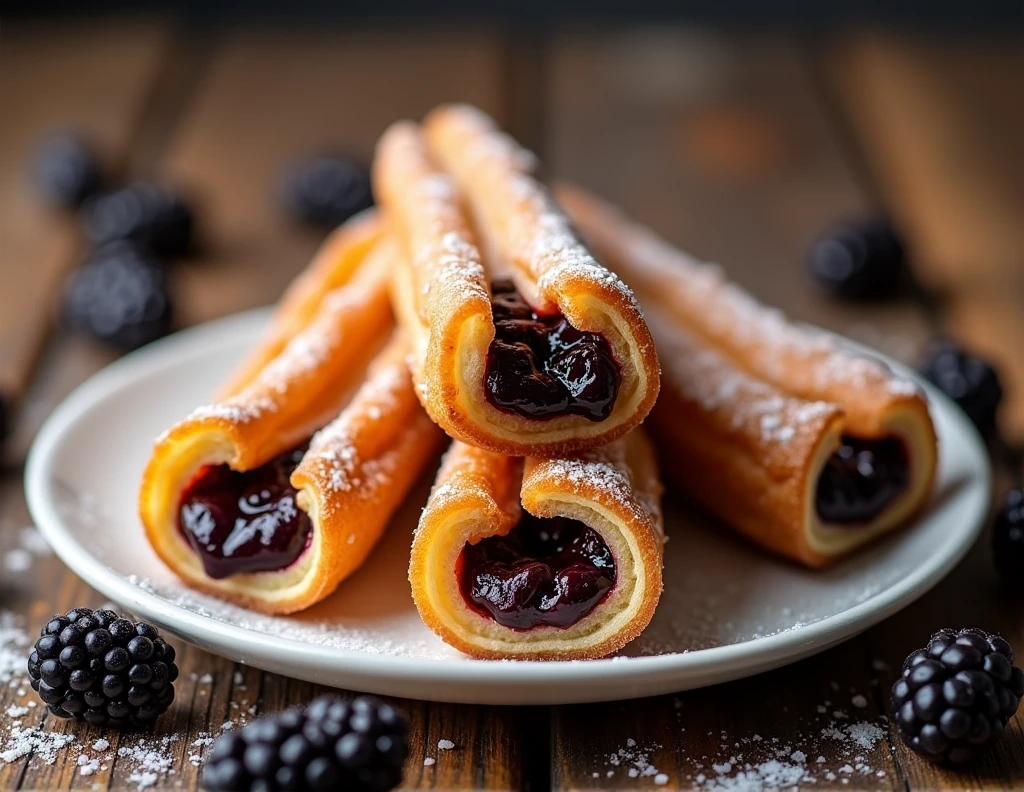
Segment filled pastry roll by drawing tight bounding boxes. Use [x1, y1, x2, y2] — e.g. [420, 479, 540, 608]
[558, 186, 938, 568]
[373, 105, 660, 457]
[409, 432, 664, 660]
[139, 220, 444, 613]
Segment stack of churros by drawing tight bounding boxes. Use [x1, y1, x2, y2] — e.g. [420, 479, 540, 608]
[140, 104, 936, 659]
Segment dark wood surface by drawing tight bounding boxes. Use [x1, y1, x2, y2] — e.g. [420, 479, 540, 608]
[1, 18, 1023, 791]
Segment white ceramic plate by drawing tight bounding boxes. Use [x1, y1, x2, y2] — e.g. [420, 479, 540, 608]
[25, 309, 989, 705]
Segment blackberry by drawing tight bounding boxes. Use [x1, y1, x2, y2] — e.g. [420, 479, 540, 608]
[993, 489, 1024, 582]
[892, 628, 1024, 763]
[62, 241, 173, 350]
[281, 156, 373, 229]
[809, 219, 906, 301]
[920, 342, 1003, 437]
[203, 695, 408, 792]
[34, 133, 103, 208]
[83, 181, 194, 257]
[26, 608, 178, 728]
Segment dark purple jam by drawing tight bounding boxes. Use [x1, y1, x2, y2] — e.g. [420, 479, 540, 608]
[178, 445, 312, 580]
[458, 513, 616, 630]
[815, 436, 910, 525]
[485, 280, 621, 421]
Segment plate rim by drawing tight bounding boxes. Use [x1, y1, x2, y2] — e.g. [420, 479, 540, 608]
[24, 308, 992, 703]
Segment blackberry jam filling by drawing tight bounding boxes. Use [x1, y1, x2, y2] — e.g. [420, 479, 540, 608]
[816, 436, 910, 525]
[178, 444, 312, 580]
[458, 514, 616, 630]
[485, 280, 621, 421]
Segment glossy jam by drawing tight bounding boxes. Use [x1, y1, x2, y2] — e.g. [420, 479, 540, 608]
[458, 514, 616, 630]
[816, 436, 910, 525]
[485, 280, 621, 421]
[178, 445, 312, 579]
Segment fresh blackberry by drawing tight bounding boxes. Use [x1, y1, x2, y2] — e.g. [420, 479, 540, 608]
[62, 241, 173, 350]
[203, 695, 408, 792]
[993, 489, 1024, 581]
[892, 628, 1024, 763]
[83, 181, 194, 257]
[920, 342, 1003, 437]
[26, 607, 178, 728]
[809, 219, 906, 301]
[34, 133, 103, 208]
[281, 156, 373, 229]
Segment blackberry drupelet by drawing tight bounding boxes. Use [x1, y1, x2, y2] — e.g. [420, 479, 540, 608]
[26, 608, 178, 728]
[808, 219, 906, 301]
[892, 628, 1024, 763]
[919, 342, 1003, 437]
[83, 181, 194, 256]
[202, 695, 408, 792]
[34, 133, 103, 208]
[993, 489, 1024, 582]
[281, 156, 374, 229]
[62, 241, 173, 350]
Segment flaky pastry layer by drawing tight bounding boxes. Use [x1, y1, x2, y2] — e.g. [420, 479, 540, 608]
[409, 433, 664, 660]
[558, 186, 938, 567]
[139, 220, 442, 613]
[374, 107, 660, 457]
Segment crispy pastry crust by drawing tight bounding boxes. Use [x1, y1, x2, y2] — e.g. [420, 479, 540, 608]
[139, 221, 443, 613]
[409, 433, 664, 660]
[558, 186, 938, 568]
[374, 107, 660, 457]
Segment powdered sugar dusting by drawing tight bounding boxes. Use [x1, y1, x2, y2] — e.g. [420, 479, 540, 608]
[302, 358, 410, 508]
[594, 696, 890, 788]
[601, 206, 921, 403]
[441, 104, 640, 313]
[0, 723, 76, 765]
[653, 313, 840, 454]
[126, 576, 459, 660]
[0, 611, 29, 685]
[534, 441, 662, 535]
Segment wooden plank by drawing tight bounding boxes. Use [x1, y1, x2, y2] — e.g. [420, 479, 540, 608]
[164, 26, 508, 325]
[544, 30, 940, 791]
[544, 29, 931, 360]
[825, 34, 1024, 293]
[826, 34, 1024, 444]
[0, 19, 174, 407]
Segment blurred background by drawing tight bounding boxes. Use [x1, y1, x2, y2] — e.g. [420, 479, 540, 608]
[1, 4, 1022, 464]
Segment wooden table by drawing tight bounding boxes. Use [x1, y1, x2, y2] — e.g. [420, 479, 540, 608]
[2, 18, 1022, 791]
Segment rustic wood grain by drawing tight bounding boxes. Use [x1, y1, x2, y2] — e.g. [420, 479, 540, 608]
[543, 30, 1005, 791]
[0, 19, 174, 410]
[825, 34, 1024, 294]
[163, 25, 508, 326]
[826, 33, 1024, 446]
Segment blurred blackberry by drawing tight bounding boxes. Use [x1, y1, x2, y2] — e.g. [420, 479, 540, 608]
[281, 156, 373, 229]
[203, 695, 408, 792]
[34, 133, 103, 208]
[27, 607, 178, 728]
[0, 392, 8, 442]
[809, 219, 906, 301]
[83, 181, 194, 257]
[993, 489, 1024, 582]
[62, 241, 173, 351]
[920, 342, 1003, 437]
[892, 628, 1024, 763]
